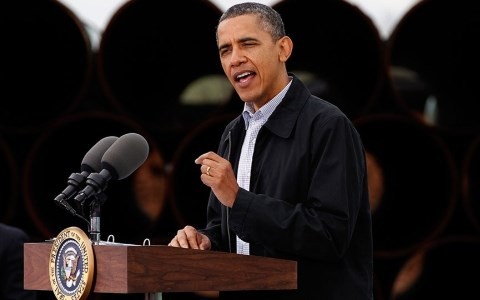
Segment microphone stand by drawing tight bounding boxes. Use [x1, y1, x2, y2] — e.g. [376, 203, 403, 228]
[89, 192, 107, 244]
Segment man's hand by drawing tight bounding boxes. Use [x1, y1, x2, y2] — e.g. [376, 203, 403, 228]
[168, 225, 211, 250]
[195, 151, 239, 208]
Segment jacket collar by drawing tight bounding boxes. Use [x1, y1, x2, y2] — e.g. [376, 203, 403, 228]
[264, 73, 310, 139]
[228, 73, 311, 139]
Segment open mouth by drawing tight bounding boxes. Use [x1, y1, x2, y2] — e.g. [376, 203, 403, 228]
[235, 71, 255, 82]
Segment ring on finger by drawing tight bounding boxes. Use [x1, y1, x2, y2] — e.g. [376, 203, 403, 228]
[206, 166, 211, 176]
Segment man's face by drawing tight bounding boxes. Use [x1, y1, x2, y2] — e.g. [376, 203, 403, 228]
[217, 14, 287, 111]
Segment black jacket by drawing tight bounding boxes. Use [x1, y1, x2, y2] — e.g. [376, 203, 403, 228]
[201, 74, 373, 300]
[0, 223, 37, 300]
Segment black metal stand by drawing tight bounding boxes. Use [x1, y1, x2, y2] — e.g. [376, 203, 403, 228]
[89, 192, 107, 244]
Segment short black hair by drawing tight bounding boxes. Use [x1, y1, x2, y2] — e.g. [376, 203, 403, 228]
[217, 2, 286, 42]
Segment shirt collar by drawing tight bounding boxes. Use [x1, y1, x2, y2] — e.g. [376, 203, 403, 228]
[241, 77, 293, 129]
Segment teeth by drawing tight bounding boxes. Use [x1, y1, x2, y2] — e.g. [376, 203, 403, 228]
[237, 72, 250, 79]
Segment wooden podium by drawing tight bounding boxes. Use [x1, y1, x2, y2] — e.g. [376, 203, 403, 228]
[24, 242, 297, 295]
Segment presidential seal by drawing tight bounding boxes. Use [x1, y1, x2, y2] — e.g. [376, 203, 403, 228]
[49, 227, 94, 300]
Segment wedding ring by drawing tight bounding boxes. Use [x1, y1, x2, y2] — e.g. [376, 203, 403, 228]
[206, 166, 211, 176]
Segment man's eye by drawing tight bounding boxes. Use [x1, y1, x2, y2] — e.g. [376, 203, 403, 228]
[220, 49, 231, 56]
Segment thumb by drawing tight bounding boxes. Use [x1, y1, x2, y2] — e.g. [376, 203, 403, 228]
[197, 232, 211, 250]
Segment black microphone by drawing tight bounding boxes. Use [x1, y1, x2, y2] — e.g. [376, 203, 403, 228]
[54, 136, 118, 214]
[73, 132, 150, 204]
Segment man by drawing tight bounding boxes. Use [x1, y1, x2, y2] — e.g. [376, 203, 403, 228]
[169, 2, 373, 299]
[0, 223, 37, 300]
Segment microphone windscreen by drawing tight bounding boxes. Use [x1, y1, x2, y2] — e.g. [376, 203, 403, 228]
[101, 133, 149, 180]
[81, 136, 119, 173]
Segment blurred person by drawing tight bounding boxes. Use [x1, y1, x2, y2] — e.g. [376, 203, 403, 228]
[168, 2, 373, 299]
[0, 223, 37, 300]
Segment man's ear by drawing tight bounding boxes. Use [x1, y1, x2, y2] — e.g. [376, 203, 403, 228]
[278, 36, 293, 62]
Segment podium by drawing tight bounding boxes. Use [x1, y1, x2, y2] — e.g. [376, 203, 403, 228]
[24, 242, 297, 296]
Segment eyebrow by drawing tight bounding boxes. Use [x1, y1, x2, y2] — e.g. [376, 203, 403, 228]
[218, 36, 259, 51]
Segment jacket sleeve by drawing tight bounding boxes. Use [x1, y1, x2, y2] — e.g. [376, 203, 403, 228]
[199, 190, 224, 251]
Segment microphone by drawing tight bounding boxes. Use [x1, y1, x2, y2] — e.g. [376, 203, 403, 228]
[54, 136, 119, 201]
[54, 136, 118, 215]
[73, 132, 150, 204]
